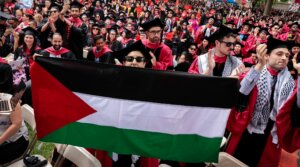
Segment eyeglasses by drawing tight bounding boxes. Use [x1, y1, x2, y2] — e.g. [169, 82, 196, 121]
[110, 33, 116, 35]
[92, 28, 99, 30]
[148, 30, 162, 35]
[49, 10, 58, 13]
[220, 41, 235, 47]
[124, 56, 145, 62]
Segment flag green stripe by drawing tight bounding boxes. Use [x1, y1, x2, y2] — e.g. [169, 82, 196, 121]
[41, 122, 222, 163]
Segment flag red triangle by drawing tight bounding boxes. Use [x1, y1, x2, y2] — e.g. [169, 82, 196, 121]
[31, 62, 96, 139]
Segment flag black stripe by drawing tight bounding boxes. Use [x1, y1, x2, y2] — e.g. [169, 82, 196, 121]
[35, 57, 239, 108]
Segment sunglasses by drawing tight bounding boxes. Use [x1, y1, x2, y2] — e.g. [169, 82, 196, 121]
[124, 56, 145, 62]
[220, 41, 235, 47]
[49, 10, 58, 13]
[189, 47, 196, 50]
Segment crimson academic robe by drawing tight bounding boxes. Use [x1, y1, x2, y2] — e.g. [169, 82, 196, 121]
[141, 39, 173, 70]
[226, 74, 300, 167]
[40, 47, 76, 59]
[86, 46, 113, 64]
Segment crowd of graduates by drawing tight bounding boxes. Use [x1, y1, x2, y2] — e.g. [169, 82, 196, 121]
[0, 0, 300, 166]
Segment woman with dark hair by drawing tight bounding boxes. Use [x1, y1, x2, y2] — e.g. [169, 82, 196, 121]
[106, 28, 123, 52]
[120, 28, 135, 48]
[14, 27, 41, 81]
[86, 23, 101, 48]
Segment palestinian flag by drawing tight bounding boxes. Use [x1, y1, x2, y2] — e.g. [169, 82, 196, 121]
[31, 57, 239, 163]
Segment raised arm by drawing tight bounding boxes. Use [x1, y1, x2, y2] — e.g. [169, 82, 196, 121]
[239, 44, 267, 95]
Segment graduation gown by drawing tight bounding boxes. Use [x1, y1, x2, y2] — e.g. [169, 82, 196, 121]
[0, 62, 13, 94]
[141, 39, 173, 70]
[87, 46, 113, 64]
[68, 26, 84, 60]
[188, 53, 242, 76]
[40, 19, 84, 59]
[40, 47, 76, 59]
[226, 74, 300, 167]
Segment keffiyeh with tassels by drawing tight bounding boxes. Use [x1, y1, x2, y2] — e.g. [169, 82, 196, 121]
[247, 67, 295, 144]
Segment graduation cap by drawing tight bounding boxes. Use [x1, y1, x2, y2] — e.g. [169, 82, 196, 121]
[70, 1, 84, 9]
[291, 41, 300, 48]
[235, 41, 244, 47]
[207, 24, 238, 42]
[289, 22, 299, 28]
[49, 1, 63, 11]
[259, 27, 269, 35]
[266, 37, 292, 54]
[270, 23, 280, 28]
[139, 18, 165, 31]
[92, 23, 101, 29]
[225, 20, 235, 25]
[0, 11, 12, 20]
[122, 27, 133, 38]
[108, 25, 119, 35]
[113, 40, 152, 63]
[174, 62, 191, 72]
[242, 22, 252, 29]
[22, 27, 39, 37]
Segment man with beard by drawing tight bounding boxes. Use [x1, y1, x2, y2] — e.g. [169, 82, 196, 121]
[188, 25, 244, 78]
[40, 2, 84, 59]
[40, 33, 75, 59]
[140, 18, 173, 70]
[67, 1, 88, 52]
[86, 35, 113, 63]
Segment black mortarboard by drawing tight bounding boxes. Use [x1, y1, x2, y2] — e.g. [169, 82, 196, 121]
[174, 62, 191, 72]
[270, 23, 279, 28]
[116, 18, 125, 23]
[0, 11, 12, 20]
[22, 27, 39, 37]
[225, 20, 235, 25]
[208, 24, 238, 42]
[108, 25, 119, 35]
[235, 41, 244, 47]
[113, 40, 151, 63]
[123, 27, 133, 38]
[291, 41, 300, 48]
[139, 18, 165, 31]
[70, 1, 84, 9]
[92, 23, 101, 28]
[242, 22, 252, 28]
[99, 21, 106, 28]
[266, 37, 292, 54]
[289, 22, 299, 28]
[259, 27, 269, 35]
[49, 1, 63, 11]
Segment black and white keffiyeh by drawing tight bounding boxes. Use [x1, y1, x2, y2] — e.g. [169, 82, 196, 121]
[197, 53, 242, 76]
[248, 67, 295, 144]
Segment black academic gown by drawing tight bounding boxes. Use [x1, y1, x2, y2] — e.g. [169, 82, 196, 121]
[0, 62, 13, 94]
[40, 48, 76, 60]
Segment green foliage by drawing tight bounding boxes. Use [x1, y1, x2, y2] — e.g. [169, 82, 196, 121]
[27, 124, 55, 160]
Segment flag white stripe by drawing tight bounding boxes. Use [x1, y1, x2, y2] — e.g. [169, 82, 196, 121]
[75, 92, 230, 138]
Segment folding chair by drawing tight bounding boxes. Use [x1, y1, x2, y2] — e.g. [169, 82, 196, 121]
[59, 145, 102, 167]
[4, 104, 52, 167]
[216, 152, 248, 167]
[22, 104, 38, 155]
